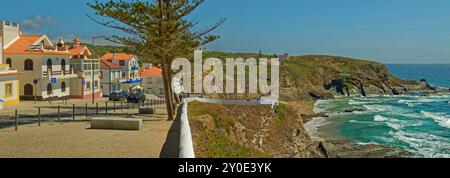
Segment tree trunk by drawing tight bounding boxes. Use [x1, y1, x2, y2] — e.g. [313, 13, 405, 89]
[161, 53, 175, 121]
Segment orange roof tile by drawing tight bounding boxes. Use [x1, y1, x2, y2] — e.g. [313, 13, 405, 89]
[101, 53, 134, 61]
[100, 59, 121, 69]
[3, 35, 71, 55]
[140, 67, 162, 77]
[68, 45, 92, 56]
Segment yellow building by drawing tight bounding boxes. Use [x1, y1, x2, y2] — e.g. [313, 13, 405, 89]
[0, 64, 20, 109]
[1, 21, 77, 101]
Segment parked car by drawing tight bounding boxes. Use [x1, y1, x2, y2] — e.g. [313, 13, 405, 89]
[127, 93, 146, 103]
[109, 92, 128, 101]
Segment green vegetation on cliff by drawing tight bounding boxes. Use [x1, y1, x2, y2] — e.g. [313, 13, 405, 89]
[188, 102, 321, 158]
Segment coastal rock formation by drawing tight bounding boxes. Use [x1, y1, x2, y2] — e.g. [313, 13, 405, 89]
[188, 102, 322, 158]
[280, 55, 431, 101]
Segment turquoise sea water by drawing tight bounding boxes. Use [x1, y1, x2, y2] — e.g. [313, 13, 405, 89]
[315, 64, 450, 158]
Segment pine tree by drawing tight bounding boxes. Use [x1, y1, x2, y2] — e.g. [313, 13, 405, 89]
[87, 0, 225, 120]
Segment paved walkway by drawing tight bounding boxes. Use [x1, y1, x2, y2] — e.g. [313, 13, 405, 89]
[0, 115, 177, 158]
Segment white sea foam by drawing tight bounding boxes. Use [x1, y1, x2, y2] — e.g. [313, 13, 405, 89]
[373, 115, 423, 130]
[348, 120, 374, 124]
[304, 117, 328, 141]
[421, 111, 450, 129]
[313, 100, 330, 113]
[374, 115, 390, 122]
[363, 104, 392, 112]
[398, 98, 445, 104]
[391, 130, 450, 158]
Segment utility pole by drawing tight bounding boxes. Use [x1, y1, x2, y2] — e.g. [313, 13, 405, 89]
[91, 36, 108, 104]
[92, 59, 95, 105]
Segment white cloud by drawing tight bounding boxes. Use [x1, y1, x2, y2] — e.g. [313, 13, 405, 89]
[22, 15, 58, 29]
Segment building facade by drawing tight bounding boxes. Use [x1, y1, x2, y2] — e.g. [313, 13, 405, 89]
[0, 64, 20, 109]
[100, 59, 124, 96]
[1, 21, 77, 101]
[100, 53, 141, 93]
[139, 65, 164, 98]
[68, 38, 102, 99]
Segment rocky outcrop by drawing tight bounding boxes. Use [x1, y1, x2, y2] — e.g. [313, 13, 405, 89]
[320, 140, 416, 158]
[188, 102, 322, 158]
[280, 55, 433, 100]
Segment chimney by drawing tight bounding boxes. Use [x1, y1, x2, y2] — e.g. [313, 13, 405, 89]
[72, 38, 80, 48]
[57, 38, 66, 51]
[112, 51, 116, 59]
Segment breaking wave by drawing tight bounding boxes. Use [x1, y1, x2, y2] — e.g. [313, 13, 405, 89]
[421, 111, 450, 129]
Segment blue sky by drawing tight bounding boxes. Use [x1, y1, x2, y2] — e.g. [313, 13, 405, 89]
[1, 0, 450, 63]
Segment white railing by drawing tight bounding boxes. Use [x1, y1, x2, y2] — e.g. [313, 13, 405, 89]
[178, 97, 278, 158]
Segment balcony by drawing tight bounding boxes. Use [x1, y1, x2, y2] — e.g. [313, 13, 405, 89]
[43, 68, 77, 79]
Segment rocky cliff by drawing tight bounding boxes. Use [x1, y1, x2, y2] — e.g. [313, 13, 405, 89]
[188, 102, 322, 158]
[280, 55, 434, 101]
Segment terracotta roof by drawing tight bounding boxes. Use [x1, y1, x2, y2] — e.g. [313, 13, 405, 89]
[140, 67, 162, 77]
[3, 35, 71, 55]
[68, 45, 92, 56]
[100, 59, 121, 69]
[100, 53, 134, 61]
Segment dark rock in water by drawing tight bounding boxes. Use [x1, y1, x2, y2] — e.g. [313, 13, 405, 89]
[308, 91, 333, 100]
[426, 84, 437, 90]
[321, 140, 417, 158]
[392, 88, 400, 95]
[420, 78, 428, 83]
[344, 108, 365, 113]
[316, 141, 329, 158]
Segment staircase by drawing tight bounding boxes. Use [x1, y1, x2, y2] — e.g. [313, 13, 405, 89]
[254, 111, 275, 149]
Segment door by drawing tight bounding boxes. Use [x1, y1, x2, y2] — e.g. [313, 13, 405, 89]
[24, 84, 33, 96]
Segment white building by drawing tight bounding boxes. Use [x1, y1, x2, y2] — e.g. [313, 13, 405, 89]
[100, 59, 124, 96]
[100, 53, 141, 92]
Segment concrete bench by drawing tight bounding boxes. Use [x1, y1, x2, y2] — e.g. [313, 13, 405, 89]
[91, 118, 143, 131]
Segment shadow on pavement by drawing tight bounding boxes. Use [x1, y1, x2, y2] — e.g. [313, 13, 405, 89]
[159, 104, 182, 158]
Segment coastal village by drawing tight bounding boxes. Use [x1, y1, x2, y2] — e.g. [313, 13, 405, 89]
[0, 20, 164, 108]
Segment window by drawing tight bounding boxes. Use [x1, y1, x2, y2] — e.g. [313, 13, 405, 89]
[122, 72, 126, 78]
[147, 78, 153, 84]
[47, 83, 53, 95]
[24, 84, 33, 96]
[61, 59, 66, 74]
[86, 81, 91, 90]
[94, 81, 99, 89]
[6, 58, 12, 68]
[24, 59, 33, 70]
[119, 61, 125, 66]
[61, 82, 66, 92]
[5, 82, 13, 98]
[47, 59, 52, 72]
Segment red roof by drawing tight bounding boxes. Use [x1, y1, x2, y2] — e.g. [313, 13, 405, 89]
[68, 45, 92, 57]
[3, 35, 71, 55]
[101, 53, 134, 61]
[140, 67, 162, 77]
[100, 59, 121, 69]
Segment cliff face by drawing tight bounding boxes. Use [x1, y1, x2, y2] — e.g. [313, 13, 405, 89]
[280, 55, 432, 101]
[188, 102, 322, 158]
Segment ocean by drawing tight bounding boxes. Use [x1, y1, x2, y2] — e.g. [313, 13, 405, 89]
[314, 64, 450, 158]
